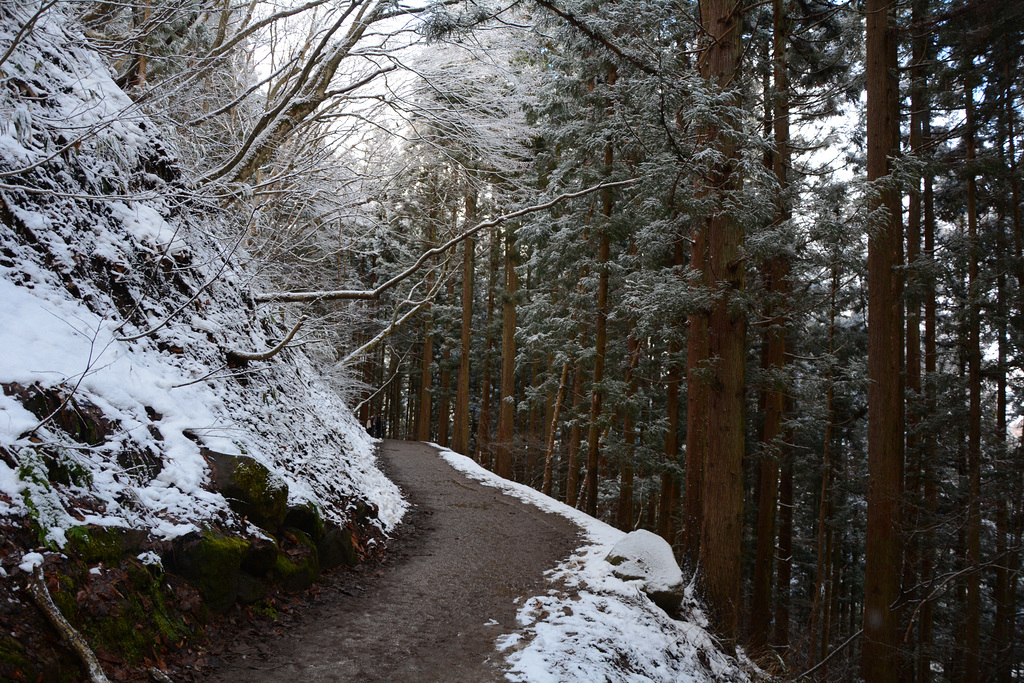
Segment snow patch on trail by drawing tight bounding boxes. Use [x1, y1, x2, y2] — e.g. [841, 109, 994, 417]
[434, 445, 752, 683]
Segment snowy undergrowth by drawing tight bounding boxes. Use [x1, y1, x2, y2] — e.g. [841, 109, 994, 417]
[435, 445, 755, 683]
[0, 5, 405, 556]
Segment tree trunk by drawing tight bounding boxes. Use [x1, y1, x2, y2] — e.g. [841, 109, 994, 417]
[617, 333, 641, 530]
[452, 193, 476, 455]
[543, 361, 570, 497]
[750, 0, 790, 651]
[416, 318, 434, 443]
[566, 363, 585, 507]
[808, 267, 838, 667]
[919, 96, 938, 683]
[774, 447, 793, 655]
[585, 116, 615, 517]
[437, 341, 451, 448]
[476, 227, 500, 469]
[862, 0, 904, 678]
[659, 336, 681, 543]
[963, 58, 982, 683]
[683, 233, 708, 570]
[495, 226, 518, 480]
[903, 3, 925, 672]
[697, 0, 745, 649]
[995, 65, 1024, 682]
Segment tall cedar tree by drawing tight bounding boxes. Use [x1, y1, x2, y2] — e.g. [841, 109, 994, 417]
[696, 0, 746, 649]
[861, 0, 904, 680]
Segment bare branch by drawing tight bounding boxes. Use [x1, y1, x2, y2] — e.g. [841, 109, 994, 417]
[254, 179, 636, 304]
[227, 315, 307, 362]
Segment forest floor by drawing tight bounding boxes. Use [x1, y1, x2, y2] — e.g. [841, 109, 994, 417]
[200, 439, 581, 682]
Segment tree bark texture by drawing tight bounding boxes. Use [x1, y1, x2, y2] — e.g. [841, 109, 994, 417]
[861, 0, 904, 679]
[750, 0, 790, 651]
[697, 0, 745, 650]
[684, 232, 708, 570]
[963, 60, 982, 683]
[416, 316, 434, 443]
[452, 197, 475, 455]
[566, 363, 585, 507]
[543, 361, 570, 497]
[476, 228, 500, 468]
[495, 226, 518, 480]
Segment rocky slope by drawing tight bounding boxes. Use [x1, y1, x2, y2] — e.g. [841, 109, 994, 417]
[0, 5, 405, 679]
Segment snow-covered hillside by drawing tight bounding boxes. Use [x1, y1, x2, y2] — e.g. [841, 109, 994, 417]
[0, 4, 404, 560]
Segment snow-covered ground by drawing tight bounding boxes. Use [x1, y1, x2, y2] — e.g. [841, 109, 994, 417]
[435, 445, 755, 683]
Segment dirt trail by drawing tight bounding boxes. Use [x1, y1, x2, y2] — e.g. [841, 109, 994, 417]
[206, 439, 581, 682]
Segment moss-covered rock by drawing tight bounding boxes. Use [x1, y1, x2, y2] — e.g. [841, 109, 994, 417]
[236, 573, 267, 605]
[270, 552, 319, 593]
[168, 529, 251, 613]
[243, 534, 279, 577]
[202, 449, 288, 533]
[284, 502, 325, 542]
[0, 633, 35, 681]
[66, 525, 147, 565]
[42, 557, 197, 669]
[270, 529, 319, 592]
[318, 523, 358, 570]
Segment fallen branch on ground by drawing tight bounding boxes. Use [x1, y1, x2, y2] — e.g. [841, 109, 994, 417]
[27, 566, 111, 683]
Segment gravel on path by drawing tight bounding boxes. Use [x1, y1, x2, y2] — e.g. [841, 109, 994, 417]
[206, 439, 581, 682]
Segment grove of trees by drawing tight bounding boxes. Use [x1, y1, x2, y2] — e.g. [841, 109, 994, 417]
[6, 0, 1024, 678]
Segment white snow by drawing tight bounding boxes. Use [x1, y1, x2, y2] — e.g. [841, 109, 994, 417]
[606, 529, 684, 594]
[18, 553, 44, 573]
[434, 445, 750, 683]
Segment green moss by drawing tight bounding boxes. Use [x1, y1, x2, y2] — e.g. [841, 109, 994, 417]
[270, 531, 320, 593]
[16, 448, 76, 548]
[232, 459, 287, 530]
[67, 527, 128, 565]
[0, 634, 32, 678]
[252, 598, 278, 620]
[284, 502, 325, 541]
[69, 563, 194, 666]
[193, 529, 250, 612]
[271, 553, 317, 592]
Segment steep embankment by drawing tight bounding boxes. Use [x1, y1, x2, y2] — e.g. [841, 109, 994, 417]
[0, 6, 404, 680]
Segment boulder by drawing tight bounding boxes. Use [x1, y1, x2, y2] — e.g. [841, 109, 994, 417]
[202, 448, 288, 533]
[284, 502, 325, 542]
[605, 529, 687, 614]
[271, 529, 320, 592]
[318, 523, 357, 569]
[242, 534, 279, 577]
[168, 529, 251, 613]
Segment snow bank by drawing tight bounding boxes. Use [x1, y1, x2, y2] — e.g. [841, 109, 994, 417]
[0, 5, 405, 550]
[434, 446, 750, 683]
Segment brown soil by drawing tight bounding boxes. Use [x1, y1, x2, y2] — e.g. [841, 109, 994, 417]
[202, 439, 581, 682]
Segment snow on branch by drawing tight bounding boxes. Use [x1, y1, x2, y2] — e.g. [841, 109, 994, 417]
[253, 179, 636, 304]
[228, 315, 308, 363]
